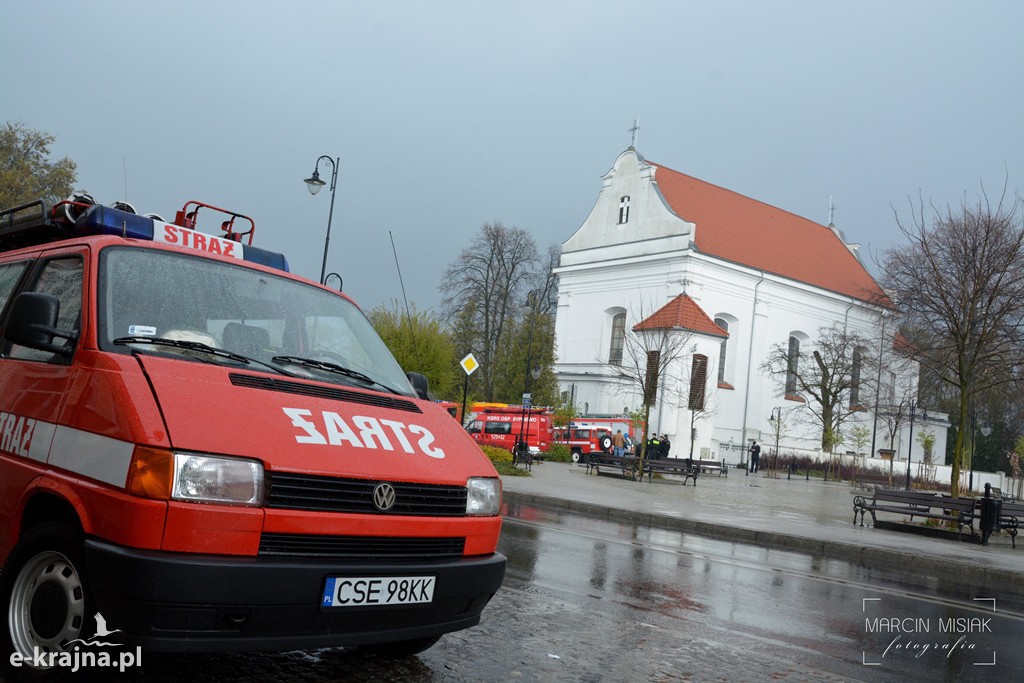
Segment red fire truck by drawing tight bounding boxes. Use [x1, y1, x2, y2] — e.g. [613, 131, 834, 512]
[466, 407, 552, 455]
[551, 424, 614, 462]
[0, 195, 505, 670]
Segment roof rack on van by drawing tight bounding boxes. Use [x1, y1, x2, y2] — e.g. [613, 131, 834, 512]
[0, 196, 288, 272]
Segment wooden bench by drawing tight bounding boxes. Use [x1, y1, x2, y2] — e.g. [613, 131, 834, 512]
[853, 470, 892, 490]
[511, 446, 533, 471]
[643, 458, 700, 486]
[583, 453, 641, 480]
[853, 490, 976, 541]
[690, 459, 728, 477]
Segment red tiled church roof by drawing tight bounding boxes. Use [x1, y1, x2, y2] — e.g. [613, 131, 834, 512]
[648, 161, 889, 305]
[633, 294, 728, 338]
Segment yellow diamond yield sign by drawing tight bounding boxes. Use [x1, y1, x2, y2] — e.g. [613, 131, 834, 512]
[460, 353, 479, 376]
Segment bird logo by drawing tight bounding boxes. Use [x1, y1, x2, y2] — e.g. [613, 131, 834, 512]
[64, 612, 122, 649]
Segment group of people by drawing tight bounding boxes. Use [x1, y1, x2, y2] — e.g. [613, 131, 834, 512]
[647, 433, 671, 459]
[611, 430, 671, 459]
[610, 431, 766, 473]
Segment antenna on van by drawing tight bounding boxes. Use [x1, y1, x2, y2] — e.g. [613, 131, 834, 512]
[389, 230, 423, 371]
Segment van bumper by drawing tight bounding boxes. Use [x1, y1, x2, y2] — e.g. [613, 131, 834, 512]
[83, 538, 506, 653]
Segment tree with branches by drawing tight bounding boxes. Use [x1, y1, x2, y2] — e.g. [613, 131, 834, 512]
[441, 223, 540, 401]
[598, 302, 696, 475]
[761, 324, 870, 454]
[0, 122, 76, 208]
[367, 300, 460, 400]
[882, 187, 1024, 497]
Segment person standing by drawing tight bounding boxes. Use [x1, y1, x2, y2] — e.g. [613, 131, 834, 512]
[749, 440, 761, 473]
[612, 429, 625, 457]
[658, 434, 671, 460]
[647, 434, 660, 460]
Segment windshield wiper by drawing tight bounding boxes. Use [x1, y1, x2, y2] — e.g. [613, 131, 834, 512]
[114, 336, 297, 377]
[271, 355, 405, 395]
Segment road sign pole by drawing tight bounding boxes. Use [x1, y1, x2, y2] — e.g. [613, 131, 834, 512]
[460, 375, 469, 428]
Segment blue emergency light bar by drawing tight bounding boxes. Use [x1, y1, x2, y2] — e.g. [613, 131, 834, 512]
[78, 205, 289, 272]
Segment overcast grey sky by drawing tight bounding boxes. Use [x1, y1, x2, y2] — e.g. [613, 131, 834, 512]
[3, 1, 1021, 313]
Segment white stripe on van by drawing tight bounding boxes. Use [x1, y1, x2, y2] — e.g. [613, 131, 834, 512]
[27, 420, 57, 463]
[48, 426, 135, 488]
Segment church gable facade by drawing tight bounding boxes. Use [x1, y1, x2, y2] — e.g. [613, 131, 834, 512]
[553, 148, 943, 464]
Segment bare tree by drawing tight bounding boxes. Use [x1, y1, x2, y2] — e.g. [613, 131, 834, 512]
[882, 188, 1024, 497]
[599, 302, 695, 474]
[761, 324, 869, 454]
[535, 244, 561, 317]
[686, 356, 720, 462]
[441, 223, 539, 401]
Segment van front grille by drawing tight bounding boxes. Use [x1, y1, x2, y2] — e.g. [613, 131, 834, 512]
[266, 471, 467, 516]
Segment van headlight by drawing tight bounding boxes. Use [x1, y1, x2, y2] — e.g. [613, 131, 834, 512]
[466, 477, 501, 516]
[172, 453, 264, 506]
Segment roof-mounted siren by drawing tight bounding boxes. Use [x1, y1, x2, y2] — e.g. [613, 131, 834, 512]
[172, 200, 256, 245]
[110, 201, 137, 215]
[143, 212, 166, 222]
[60, 192, 95, 225]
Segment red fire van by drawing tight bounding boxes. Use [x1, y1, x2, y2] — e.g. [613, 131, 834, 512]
[466, 407, 552, 455]
[0, 197, 505, 670]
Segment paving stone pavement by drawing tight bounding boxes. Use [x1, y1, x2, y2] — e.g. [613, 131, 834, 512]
[500, 460, 1024, 595]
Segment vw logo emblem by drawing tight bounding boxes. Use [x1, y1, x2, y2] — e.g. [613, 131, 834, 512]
[373, 482, 396, 511]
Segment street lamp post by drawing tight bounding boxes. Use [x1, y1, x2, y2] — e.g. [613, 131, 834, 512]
[516, 291, 542, 463]
[905, 401, 916, 490]
[303, 155, 339, 284]
[969, 409, 992, 494]
[769, 407, 781, 478]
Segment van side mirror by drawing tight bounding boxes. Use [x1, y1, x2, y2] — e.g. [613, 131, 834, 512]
[5, 292, 77, 356]
[405, 371, 429, 400]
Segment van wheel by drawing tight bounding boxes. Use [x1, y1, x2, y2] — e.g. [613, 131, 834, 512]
[1, 522, 94, 673]
[571, 449, 582, 463]
[598, 435, 613, 453]
[359, 635, 442, 657]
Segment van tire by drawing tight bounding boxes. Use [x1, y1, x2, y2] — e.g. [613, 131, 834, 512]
[598, 435, 613, 453]
[571, 448, 583, 463]
[1, 522, 96, 675]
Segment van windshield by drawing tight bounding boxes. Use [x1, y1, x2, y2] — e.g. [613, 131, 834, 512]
[97, 247, 416, 397]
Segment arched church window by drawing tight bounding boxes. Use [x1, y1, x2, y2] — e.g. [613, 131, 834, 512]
[689, 354, 708, 410]
[609, 311, 626, 365]
[618, 196, 630, 224]
[714, 318, 729, 383]
[785, 336, 800, 396]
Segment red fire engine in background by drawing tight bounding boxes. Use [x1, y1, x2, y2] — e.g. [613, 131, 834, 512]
[466, 406, 552, 454]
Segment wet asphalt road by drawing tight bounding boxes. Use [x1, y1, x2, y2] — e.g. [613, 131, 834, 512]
[6, 505, 1022, 682]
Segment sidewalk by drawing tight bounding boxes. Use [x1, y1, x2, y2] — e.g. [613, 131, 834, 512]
[500, 461, 1024, 597]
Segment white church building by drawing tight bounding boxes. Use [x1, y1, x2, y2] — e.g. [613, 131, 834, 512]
[552, 148, 947, 467]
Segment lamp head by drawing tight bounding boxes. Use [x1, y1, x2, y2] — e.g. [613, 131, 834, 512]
[304, 169, 326, 195]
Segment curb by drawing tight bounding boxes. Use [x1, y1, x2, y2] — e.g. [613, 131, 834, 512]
[504, 490, 1024, 598]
